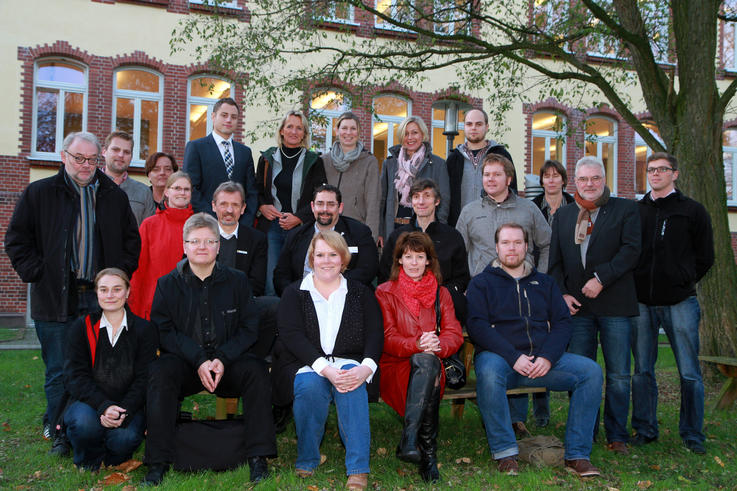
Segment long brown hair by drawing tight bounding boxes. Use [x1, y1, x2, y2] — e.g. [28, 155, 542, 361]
[389, 231, 442, 282]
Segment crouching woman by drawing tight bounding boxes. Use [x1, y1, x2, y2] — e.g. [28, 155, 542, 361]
[276, 231, 383, 490]
[63, 268, 157, 471]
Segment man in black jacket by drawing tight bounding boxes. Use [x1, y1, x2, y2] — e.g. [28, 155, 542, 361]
[378, 178, 470, 322]
[272, 184, 377, 296]
[213, 181, 276, 359]
[631, 152, 714, 454]
[143, 213, 276, 485]
[4, 131, 140, 454]
[446, 108, 517, 227]
[549, 156, 641, 454]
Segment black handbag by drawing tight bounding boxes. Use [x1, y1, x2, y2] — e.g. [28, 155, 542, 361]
[435, 287, 467, 390]
[173, 418, 247, 472]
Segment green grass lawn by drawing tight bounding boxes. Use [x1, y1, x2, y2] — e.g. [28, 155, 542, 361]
[0, 347, 735, 490]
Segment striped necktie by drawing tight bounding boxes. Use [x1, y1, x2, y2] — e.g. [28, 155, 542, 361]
[222, 140, 234, 179]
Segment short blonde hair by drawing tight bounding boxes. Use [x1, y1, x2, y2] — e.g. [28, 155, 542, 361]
[165, 170, 191, 189]
[398, 116, 430, 144]
[307, 230, 351, 272]
[276, 110, 310, 149]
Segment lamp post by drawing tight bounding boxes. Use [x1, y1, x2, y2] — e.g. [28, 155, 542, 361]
[442, 101, 459, 158]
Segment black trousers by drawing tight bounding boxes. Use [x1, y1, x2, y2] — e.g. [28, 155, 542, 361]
[144, 353, 277, 464]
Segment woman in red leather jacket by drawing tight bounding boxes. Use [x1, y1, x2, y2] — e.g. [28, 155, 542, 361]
[375, 231, 463, 483]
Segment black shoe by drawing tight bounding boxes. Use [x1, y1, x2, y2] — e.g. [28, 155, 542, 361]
[142, 463, 169, 486]
[631, 433, 657, 447]
[248, 456, 270, 483]
[685, 440, 706, 455]
[272, 404, 292, 434]
[419, 458, 440, 483]
[48, 434, 70, 457]
[535, 417, 549, 428]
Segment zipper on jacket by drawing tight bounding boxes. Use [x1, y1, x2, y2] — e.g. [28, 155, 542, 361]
[523, 287, 533, 355]
[648, 207, 660, 301]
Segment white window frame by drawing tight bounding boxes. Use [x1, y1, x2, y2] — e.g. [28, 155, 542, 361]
[430, 103, 465, 158]
[433, 0, 470, 36]
[724, 130, 737, 205]
[112, 67, 164, 167]
[634, 124, 663, 198]
[584, 116, 618, 195]
[726, 20, 737, 71]
[531, 111, 567, 173]
[372, 94, 411, 154]
[309, 90, 352, 154]
[189, 0, 241, 9]
[186, 75, 234, 142]
[320, 1, 357, 24]
[31, 58, 88, 160]
[375, 0, 413, 31]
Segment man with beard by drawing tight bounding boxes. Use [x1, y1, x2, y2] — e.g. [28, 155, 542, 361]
[446, 108, 517, 227]
[467, 223, 602, 478]
[272, 184, 377, 296]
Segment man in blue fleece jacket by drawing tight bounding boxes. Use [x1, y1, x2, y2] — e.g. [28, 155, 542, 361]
[467, 223, 603, 478]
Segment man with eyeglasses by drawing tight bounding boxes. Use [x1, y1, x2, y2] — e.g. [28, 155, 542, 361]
[630, 152, 713, 455]
[143, 212, 276, 485]
[102, 130, 156, 226]
[549, 156, 641, 455]
[5, 131, 140, 455]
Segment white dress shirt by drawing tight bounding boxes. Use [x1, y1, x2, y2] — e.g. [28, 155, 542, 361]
[99, 311, 128, 347]
[212, 131, 234, 165]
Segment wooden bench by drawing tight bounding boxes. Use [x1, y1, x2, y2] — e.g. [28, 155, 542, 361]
[699, 355, 737, 410]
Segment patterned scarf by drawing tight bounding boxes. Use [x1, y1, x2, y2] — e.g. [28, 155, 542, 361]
[397, 268, 438, 318]
[64, 170, 99, 281]
[460, 141, 491, 169]
[394, 144, 426, 207]
[573, 187, 610, 245]
[329, 141, 364, 173]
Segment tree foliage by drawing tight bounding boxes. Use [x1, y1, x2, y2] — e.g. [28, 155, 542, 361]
[172, 0, 737, 356]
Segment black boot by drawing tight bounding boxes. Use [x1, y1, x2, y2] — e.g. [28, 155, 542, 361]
[396, 354, 440, 464]
[142, 463, 169, 486]
[418, 381, 441, 483]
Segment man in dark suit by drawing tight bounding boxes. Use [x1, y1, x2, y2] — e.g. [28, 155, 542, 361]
[272, 184, 378, 296]
[212, 181, 276, 360]
[184, 97, 258, 227]
[549, 156, 641, 455]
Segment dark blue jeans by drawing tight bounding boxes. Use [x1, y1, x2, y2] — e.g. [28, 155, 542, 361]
[64, 401, 145, 468]
[631, 297, 704, 444]
[568, 314, 632, 444]
[265, 219, 289, 296]
[476, 351, 602, 460]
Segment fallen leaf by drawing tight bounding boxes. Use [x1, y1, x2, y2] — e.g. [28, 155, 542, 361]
[307, 486, 319, 491]
[397, 467, 409, 476]
[98, 472, 129, 485]
[320, 454, 327, 465]
[649, 464, 661, 471]
[677, 476, 692, 483]
[2, 422, 10, 432]
[376, 447, 387, 456]
[714, 456, 725, 468]
[32, 356, 38, 360]
[636, 481, 652, 489]
[192, 402, 199, 412]
[113, 460, 141, 473]
[23, 385, 30, 389]
[121, 486, 136, 491]
[455, 457, 471, 464]
[32, 471, 42, 479]
[607, 487, 620, 491]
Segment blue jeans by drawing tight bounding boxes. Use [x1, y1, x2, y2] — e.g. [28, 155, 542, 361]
[64, 401, 145, 468]
[293, 364, 370, 475]
[631, 297, 704, 444]
[35, 320, 71, 428]
[508, 391, 549, 424]
[265, 220, 289, 296]
[567, 314, 632, 443]
[475, 351, 602, 460]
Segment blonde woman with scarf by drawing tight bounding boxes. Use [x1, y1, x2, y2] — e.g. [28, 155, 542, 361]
[378, 116, 450, 247]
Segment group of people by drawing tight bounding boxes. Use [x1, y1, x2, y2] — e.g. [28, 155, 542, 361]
[4, 96, 715, 488]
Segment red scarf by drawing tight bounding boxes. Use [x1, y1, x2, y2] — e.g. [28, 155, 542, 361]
[397, 268, 438, 318]
[573, 187, 610, 244]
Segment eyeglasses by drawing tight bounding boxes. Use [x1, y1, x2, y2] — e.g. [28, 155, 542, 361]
[64, 150, 99, 166]
[184, 239, 219, 247]
[646, 166, 674, 175]
[169, 186, 192, 193]
[313, 201, 339, 209]
[575, 176, 603, 184]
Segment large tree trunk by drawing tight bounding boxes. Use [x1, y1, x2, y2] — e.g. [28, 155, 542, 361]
[669, 1, 737, 357]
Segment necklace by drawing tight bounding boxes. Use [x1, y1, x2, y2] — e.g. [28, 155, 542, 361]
[280, 146, 302, 159]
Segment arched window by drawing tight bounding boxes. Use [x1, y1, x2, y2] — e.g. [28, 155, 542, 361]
[430, 102, 466, 160]
[584, 116, 618, 193]
[634, 120, 661, 195]
[32, 59, 87, 157]
[724, 0, 737, 71]
[723, 128, 737, 204]
[372, 95, 410, 164]
[113, 67, 163, 166]
[309, 90, 351, 154]
[187, 75, 233, 141]
[531, 111, 566, 177]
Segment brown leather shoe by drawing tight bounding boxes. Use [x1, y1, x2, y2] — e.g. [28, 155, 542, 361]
[497, 456, 519, 475]
[346, 473, 368, 490]
[295, 468, 314, 478]
[512, 421, 532, 439]
[607, 441, 629, 455]
[565, 459, 601, 477]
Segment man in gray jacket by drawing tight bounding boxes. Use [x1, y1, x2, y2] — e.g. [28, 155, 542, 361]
[456, 154, 550, 277]
[103, 130, 156, 226]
